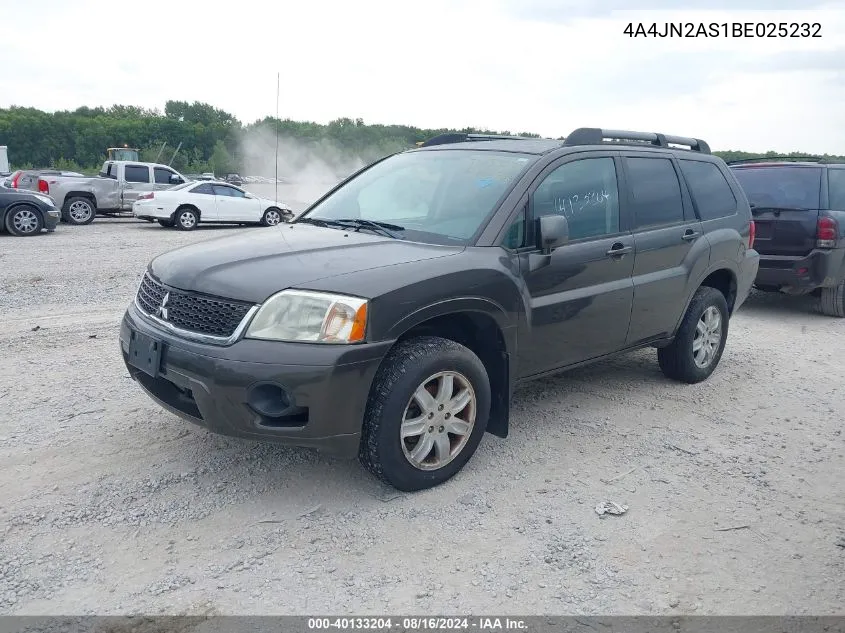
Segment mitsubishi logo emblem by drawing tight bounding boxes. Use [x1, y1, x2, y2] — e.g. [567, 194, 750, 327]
[156, 292, 170, 321]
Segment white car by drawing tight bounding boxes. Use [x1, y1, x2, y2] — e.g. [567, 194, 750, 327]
[131, 181, 293, 230]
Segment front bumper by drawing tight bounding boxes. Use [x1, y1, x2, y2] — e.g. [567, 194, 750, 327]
[44, 209, 60, 231]
[754, 247, 845, 293]
[120, 302, 393, 457]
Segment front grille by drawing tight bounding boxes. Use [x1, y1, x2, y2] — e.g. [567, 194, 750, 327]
[136, 273, 254, 338]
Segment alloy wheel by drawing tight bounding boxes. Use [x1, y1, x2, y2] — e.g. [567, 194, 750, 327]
[12, 208, 39, 234]
[693, 306, 722, 368]
[179, 211, 196, 229]
[68, 201, 93, 223]
[400, 371, 477, 471]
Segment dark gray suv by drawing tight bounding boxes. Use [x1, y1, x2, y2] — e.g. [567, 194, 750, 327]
[730, 159, 845, 316]
[121, 128, 759, 491]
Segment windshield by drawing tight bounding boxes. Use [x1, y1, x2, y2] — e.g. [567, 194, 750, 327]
[300, 149, 535, 244]
[732, 166, 822, 210]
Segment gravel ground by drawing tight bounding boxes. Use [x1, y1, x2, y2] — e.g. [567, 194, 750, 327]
[0, 216, 843, 616]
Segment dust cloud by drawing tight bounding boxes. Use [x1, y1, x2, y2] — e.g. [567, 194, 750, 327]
[238, 125, 368, 211]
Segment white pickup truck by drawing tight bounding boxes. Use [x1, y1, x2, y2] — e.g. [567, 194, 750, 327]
[18, 161, 190, 225]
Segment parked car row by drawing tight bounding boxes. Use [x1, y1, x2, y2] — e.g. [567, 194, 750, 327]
[119, 127, 844, 493]
[1, 160, 293, 231]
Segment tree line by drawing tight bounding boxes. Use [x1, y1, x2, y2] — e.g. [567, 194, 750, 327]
[1, 100, 842, 175]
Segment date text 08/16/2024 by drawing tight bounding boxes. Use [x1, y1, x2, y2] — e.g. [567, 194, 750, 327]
[307, 617, 528, 631]
[623, 22, 822, 38]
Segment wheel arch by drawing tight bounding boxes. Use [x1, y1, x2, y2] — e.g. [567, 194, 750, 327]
[174, 204, 201, 221]
[62, 191, 97, 209]
[377, 299, 515, 439]
[673, 263, 739, 336]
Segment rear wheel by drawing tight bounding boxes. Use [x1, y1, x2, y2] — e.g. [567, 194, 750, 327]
[63, 197, 96, 225]
[359, 336, 490, 492]
[658, 287, 729, 384]
[175, 208, 199, 231]
[5, 205, 44, 236]
[819, 279, 845, 317]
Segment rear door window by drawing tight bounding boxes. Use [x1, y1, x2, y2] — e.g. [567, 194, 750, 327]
[679, 159, 737, 220]
[625, 157, 684, 229]
[731, 166, 822, 210]
[828, 169, 845, 210]
[124, 165, 151, 183]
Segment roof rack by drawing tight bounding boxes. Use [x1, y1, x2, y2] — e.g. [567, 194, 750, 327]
[563, 128, 711, 154]
[726, 155, 823, 165]
[418, 133, 531, 147]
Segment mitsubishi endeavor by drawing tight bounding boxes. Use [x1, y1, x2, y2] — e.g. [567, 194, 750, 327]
[120, 128, 760, 491]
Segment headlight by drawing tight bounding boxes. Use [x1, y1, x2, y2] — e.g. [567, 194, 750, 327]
[245, 290, 368, 343]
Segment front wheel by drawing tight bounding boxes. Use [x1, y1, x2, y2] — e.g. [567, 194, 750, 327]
[261, 207, 285, 226]
[359, 336, 490, 492]
[818, 279, 845, 317]
[175, 208, 199, 231]
[5, 205, 44, 236]
[658, 287, 729, 384]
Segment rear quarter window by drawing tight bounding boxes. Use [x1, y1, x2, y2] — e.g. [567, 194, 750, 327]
[679, 159, 738, 220]
[731, 166, 822, 210]
[191, 183, 214, 195]
[828, 169, 845, 210]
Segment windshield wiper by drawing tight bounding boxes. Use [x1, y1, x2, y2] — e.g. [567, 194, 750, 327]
[297, 217, 404, 239]
[750, 204, 810, 214]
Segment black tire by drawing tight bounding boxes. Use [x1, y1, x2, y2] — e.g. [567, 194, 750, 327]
[62, 196, 96, 225]
[818, 279, 845, 317]
[158, 219, 175, 228]
[359, 336, 491, 492]
[5, 204, 44, 236]
[261, 207, 285, 227]
[175, 207, 199, 231]
[658, 286, 730, 384]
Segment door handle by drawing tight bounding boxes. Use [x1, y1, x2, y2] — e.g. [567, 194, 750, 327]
[606, 243, 632, 257]
[682, 229, 700, 241]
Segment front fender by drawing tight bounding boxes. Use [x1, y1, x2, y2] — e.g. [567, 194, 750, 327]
[385, 295, 511, 343]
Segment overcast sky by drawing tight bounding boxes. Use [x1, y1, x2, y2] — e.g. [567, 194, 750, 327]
[1, 0, 844, 154]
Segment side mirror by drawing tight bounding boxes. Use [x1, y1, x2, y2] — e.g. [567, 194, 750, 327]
[537, 214, 569, 254]
[170, 175, 183, 184]
[528, 214, 569, 273]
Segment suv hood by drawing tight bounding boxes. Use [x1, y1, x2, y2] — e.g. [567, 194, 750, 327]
[149, 223, 462, 303]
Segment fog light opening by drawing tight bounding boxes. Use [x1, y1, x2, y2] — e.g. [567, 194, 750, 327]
[247, 383, 292, 417]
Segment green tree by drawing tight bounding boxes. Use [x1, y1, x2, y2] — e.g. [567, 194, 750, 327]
[208, 140, 233, 175]
[3, 102, 844, 173]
